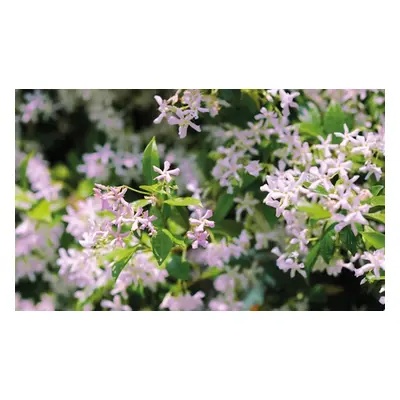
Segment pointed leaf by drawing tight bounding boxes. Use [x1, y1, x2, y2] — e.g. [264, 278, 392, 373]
[320, 231, 335, 264]
[298, 202, 331, 219]
[109, 247, 137, 281]
[370, 185, 384, 196]
[162, 228, 185, 247]
[369, 196, 385, 207]
[151, 230, 173, 265]
[305, 243, 320, 275]
[142, 137, 160, 185]
[132, 199, 152, 209]
[362, 231, 385, 249]
[166, 254, 191, 280]
[19, 151, 34, 190]
[365, 212, 385, 224]
[339, 226, 358, 255]
[27, 199, 52, 223]
[214, 193, 235, 222]
[164, 197, 203, 207]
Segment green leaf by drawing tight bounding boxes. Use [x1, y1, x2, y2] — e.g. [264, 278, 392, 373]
[303, 182, 329, 196]
[305, 243, 321, 275]
[298, 122, 323, 138]
[142, 137, 160, 185]
[151, 230, 173, 265]
[369, 196, 385, 207]
[365, 212, 385, 224]
[168, 206, 189, 234]
[362, 231, 385, 249]
[371, 185, 384, 196]
[320, 231, 335, 264]
[242, 172, 258, 189]
[104, 246, 137, 262]
[164, 197, 203, 207]
[323, 102, 352, 142]
[199, 267, 223, 280]
[298, 202, 331, 219]
[27, 199, 52, 223]
[214, 193, 235, 222]
[339, 226, 358, 255]
[166, 254, 191, 280]
[213, 220, 243, 237]
[149, 206, 163, 229]
[112, 253, 135, 280]
[19, 151, 34, 190]
[324, 103, 345, 132]
[106, 247, 138, 281]
[139, 184, 160, 193]
[259, 204, 278, 228]
[132, 199, 151, 209]
[162, 228, 185, 247]
[364, 225, 375, 233]
[77, 179, 94, 198]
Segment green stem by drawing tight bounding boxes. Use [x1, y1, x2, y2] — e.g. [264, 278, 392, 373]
[122, 185, 149, 195]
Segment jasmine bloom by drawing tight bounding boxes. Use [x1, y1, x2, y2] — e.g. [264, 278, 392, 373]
[153, 161, 180, 183]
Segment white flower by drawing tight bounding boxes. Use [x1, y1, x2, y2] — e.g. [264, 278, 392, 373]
[245, 160, 262, 177]
[355, 250, 385, 278]
[315, 134, 339, 158]
[333, 196, 370, 236]
[153, 95, 169, 124]
[101, 295, 132, 311]
[168, 108, 201, 138]
[289, 229, 309, 254]
[189, 209, 215, 232]
[326, 152, 353, 179]
[279, 89, 300, 117]
[334, 124, 360, 147]
[160, 291, 205, 311]
[233, 193, 259, 221]
[360, 161, 382, 181]
[327, 259, 355, 277]
[153, 161, 180, 183]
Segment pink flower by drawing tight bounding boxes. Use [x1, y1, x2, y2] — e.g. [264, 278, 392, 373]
[333, 197, 370, 236]
[160, 291, 205, 311]
[168, 109, 201, 138]
[326, 152, 353, 179]
[315, 134, 339, 158]
[94, 143, 114, 165]
[153, 95, 169, 124]
[187, 230, 210, 249]
[189, 209, 215, 232]
[355, 250, 385, 278]
[153, 161, 180, 183]
[245, 160, 262, 177]
[334, 124, 360, 147]
[137, 210, 158, 236]
[279, 89, 300, 117]
[360, 161, 382, 181]
[101, 295, 132, 311]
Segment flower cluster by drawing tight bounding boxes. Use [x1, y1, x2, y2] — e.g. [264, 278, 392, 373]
[153, 90, 220, 138]
[93, 184, 158, 241]
[187, 209, 215, 249]
[254, 90, 385, 298]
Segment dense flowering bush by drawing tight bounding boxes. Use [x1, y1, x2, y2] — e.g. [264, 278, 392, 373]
[15, 89, 385, 311]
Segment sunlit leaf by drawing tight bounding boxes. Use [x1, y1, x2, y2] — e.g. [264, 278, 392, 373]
[142, 137, 160, 185]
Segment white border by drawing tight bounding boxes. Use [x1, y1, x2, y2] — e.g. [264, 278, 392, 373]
[1, 1, 399, 399]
